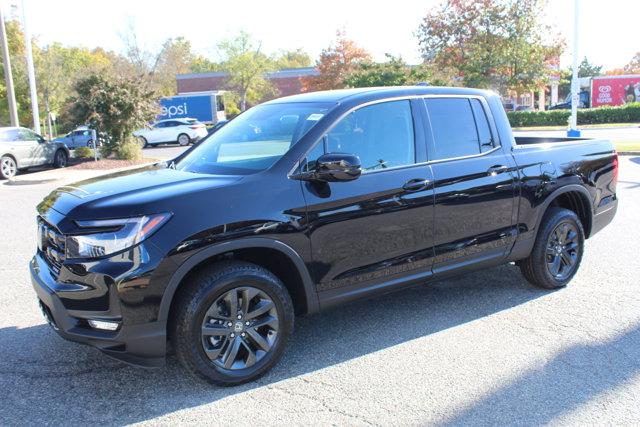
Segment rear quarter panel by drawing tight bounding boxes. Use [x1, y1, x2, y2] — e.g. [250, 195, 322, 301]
[510, 139, 617, 242]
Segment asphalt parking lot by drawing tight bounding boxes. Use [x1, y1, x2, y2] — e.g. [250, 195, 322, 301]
[0, 155, 639, 426]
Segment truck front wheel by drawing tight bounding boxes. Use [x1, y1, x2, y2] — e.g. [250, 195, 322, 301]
[518, 207, 585, 289]
[171, 261, 294, 385]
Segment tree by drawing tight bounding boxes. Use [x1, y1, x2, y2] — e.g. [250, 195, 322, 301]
[558, 57, 603, 98]
[624, 52, 640, 73]
[65, 74, 158, 155]
[303, 30, 371, 91]
[417, 0, 564, 96]
[274, 48, 312, 69]
[153, 37, 198, 95]
[218, 31, 277, 111]
[0, 19, 32, 126]
[344, 54, 434, 87]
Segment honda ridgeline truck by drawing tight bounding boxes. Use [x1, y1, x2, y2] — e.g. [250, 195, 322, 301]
[31, 87, 618, 385]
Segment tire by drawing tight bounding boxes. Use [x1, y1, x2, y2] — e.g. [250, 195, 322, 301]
[171, 261, 294, 386]
[53, 150, 68, 168]
[177, 133, 190, 146]
[138, 137, 148, 148]
[518, 207, 585, 289]
[0, 155, 17, 179]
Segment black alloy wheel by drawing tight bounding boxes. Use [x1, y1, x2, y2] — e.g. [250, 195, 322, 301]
[172, 261, 294, 385]
[545, 221, 580, 281]
[201, 286, 279, 370]
[519, 207, 585, 289]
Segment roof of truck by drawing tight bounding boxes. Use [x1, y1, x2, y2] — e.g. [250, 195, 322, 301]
[265, 86, 495, 104]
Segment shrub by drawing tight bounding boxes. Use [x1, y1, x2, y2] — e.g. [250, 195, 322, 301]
[507, 102, 640, 127]
[74, 146, 94, 159]
[116, 141, 142, 161]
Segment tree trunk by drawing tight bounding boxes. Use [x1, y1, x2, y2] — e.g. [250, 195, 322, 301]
[240, 91, 247, 111]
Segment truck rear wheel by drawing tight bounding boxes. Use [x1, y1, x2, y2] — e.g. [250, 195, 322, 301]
[519, 207, 585, 289]
[171, 261, 294, 386]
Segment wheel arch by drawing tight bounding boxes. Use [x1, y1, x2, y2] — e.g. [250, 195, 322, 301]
[537, 185, 593, 238]
[159, 238, 319, 324]
[1, 152, 18, 165]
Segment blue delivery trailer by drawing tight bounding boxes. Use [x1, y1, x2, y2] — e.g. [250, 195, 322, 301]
[158, 91, 226, 124]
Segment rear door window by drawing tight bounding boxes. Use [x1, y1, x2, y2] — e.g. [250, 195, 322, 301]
[425, 98, 482, 160]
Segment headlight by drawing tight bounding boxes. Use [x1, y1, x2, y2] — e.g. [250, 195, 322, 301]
[65, 213, 171, 259]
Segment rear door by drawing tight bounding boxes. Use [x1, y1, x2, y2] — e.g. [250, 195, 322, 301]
[148, 122, 165, 143]
[18, 129, 46, 166]
[302, 99, 435, 297]
[421, 96, 517, 272]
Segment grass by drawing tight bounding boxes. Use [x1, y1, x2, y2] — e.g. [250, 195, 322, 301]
[513, 122, 640, 131]
[613, 140, 640, 153]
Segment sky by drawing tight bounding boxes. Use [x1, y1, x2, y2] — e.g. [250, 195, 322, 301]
[3, 0, 640, 71]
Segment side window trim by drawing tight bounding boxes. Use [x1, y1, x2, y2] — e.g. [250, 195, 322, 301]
[421, 95, 502, 164]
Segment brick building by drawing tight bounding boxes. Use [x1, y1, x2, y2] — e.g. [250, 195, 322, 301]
[176, 67, 319, 98]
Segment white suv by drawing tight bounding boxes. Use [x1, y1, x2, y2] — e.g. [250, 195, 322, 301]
[133, 118, 208, 147]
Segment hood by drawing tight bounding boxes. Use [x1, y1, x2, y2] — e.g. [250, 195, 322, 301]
[38, 165, 242, 218]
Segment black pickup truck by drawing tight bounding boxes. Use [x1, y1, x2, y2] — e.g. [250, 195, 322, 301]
[31, 87, 618, 385]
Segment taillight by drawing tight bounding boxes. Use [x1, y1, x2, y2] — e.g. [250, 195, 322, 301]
[190, 124, 204, 129]
[612, 153, 618, 187]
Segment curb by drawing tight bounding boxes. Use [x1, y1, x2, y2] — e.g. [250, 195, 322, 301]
[5, 161, 158, 186]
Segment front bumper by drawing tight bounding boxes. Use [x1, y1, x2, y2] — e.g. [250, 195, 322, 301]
[30, 254, 166, 367]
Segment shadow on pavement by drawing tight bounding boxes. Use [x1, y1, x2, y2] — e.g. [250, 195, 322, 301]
[0, 264, 552, 424]
[439, 323, 640, 426]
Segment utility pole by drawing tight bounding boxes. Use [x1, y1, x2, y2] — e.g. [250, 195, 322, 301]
[21, 0, 40, 133]
[0, 6, 19, 126]
[568, 0, 580, 137]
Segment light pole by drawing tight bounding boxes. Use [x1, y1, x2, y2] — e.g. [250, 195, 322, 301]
[568, 0, 580, 137]
[21, 0, 40, 133]
[0, 5, 19, 126]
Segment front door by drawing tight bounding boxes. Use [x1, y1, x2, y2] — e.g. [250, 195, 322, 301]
[421, 97, 517, 271]
[302, 99, 435, 297]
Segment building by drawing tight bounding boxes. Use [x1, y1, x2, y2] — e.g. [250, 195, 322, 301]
[176, 67, 319, 97]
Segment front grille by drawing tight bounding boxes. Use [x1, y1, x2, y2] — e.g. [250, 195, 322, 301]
[38, 217, 65, 276]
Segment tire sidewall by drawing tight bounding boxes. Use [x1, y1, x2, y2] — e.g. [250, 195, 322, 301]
[54, 150, 67, 168]
[536, 209, 585, 288]
[1, 156, 17, 179]
[177, 133, 190, 146]
[179, 269, 293, 385]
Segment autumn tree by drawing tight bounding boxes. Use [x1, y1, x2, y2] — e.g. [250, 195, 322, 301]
[624, 52, 640, 73]
[344, 54, 435, 87]
[218, 31, 277, 111]
[303, 30, 371, 91]
[417, 0, 564, 96]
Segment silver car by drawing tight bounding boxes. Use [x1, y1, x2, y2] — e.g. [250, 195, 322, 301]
[0, 127, 70, 179]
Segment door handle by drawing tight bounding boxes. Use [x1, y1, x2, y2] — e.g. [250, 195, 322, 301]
[402, 178, 431, 192]
[487, 165, 508, 176]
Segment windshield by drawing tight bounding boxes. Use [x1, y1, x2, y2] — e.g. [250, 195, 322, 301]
[175, 102, 333, 175]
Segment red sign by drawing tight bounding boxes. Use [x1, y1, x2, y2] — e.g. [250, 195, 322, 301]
[591, 75, 640, 107]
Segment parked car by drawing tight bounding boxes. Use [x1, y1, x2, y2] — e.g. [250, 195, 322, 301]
[31, 87, 618, 385]
[53, 128, 97, 149]
[0, 127, 70, 179]
[133, 118, 207, 148]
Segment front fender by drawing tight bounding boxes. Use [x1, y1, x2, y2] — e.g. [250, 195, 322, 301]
[157, 237, 319, 322]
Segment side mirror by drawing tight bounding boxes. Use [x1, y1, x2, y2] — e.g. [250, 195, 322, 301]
[37, 136, 46, 144]
[293, 153, 362, 182]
